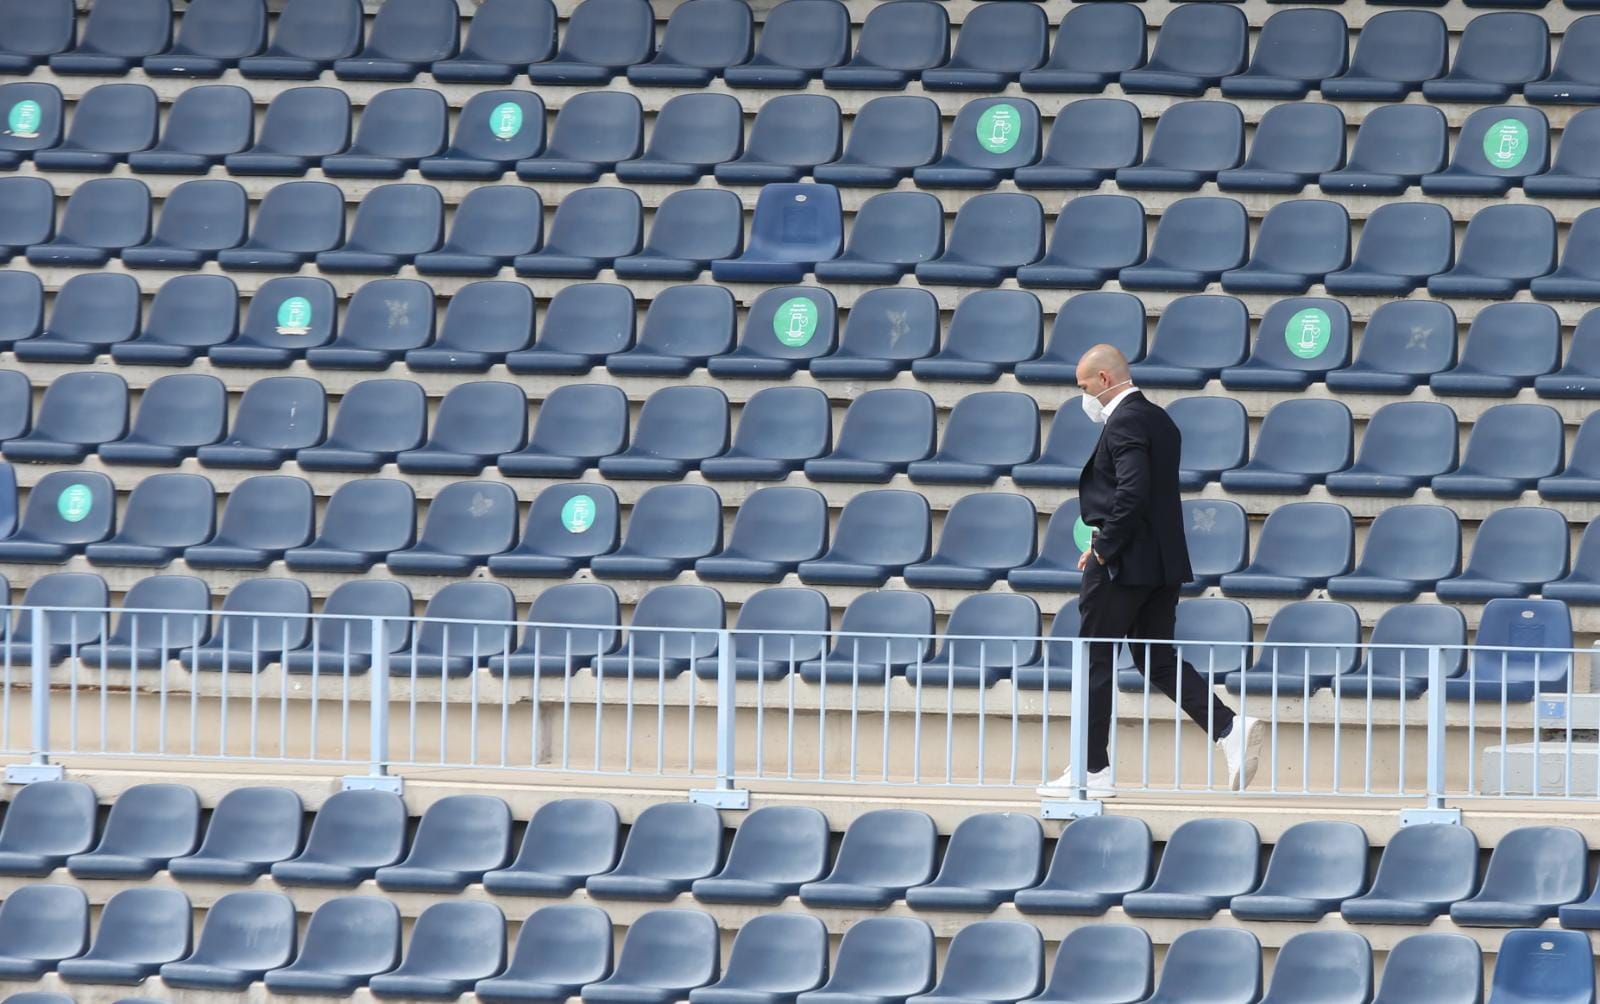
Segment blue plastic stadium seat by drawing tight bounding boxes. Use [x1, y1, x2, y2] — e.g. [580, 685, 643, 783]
[1026, 927, 1152, 1004]
[1021, 3, 1145, 92]
[616, 93, 744, 184]
[914, 98, 1041, 187]
[1327, 300, 1457, 393]
[1220, 399, 1352, 493]
[1221, 297, 1350, 387]
[1561, 870, 1600, 929]
[1218, 103, 1347, 193]
[334, 0, 456, 80]
[56, 888, 190, 986]
[238, 0, 361, 77]
[83, 474, 215, 566]
[1221, 502, 1353, 597]
[1222, 8, 1347, 98]
[1322, 10, 1446, 99]
[386, 481, 518, 575]
[35, 82, 158, 171]
[796, 590, 933, 685]
[1424, 107, 1549, 196]
[217, 181, 344, 271]
[0, 178, 55, 261]
[1478, 930, 1594, 1003]
[1451, 827, 1588, 926]
[50, 0, 171, 75]
[1324, 401, 1465, 498]
[415, 187, 542, 276]
[388, 581, 516, 678]
[1447, 512, 1569, 602]
[586, 802, 723, 901]
[1339, 604, 1468, 700]
[1234, 824, 1371, 924]
[1016, 291, 1145, 383]
[4, 373, 127, 465]
[224, 88, 350, 176]
[597, 388, 728, 480]
[921, 3, 1045, 91]
[123, 179, 247, 269]
[1117, 101, 1244, 191]
[483, 799, 620, 896]
[691, 806, 829, 904]
[397, 381, 527, 475]
[184, 476, 314, 570]
[1224, 600, 1361, 696]
[1319, 106, 1448, 196]
[691, 914, 826, 1004]
[1017, 194, 1145, 288]
[915, 193, 1044, 286]
[375, 795, 512, 894]
[1006, 500, 1090, 590]
[903, 813, 1043, 910]
[505, 283, 633, 374]
[713, 185, 842, 283]
[1542, 414, 1600, 503]
[1120, 4, 1247, 95]
[168, 786, 303, 882]
[126, 84, 253, 174]
[323, 88, 447, 179]
[0, 469, 114, 562]
[476, 905, 615, 1004]
[907, 392, 1039, 484]
[26, 178, 149, 268]
[1128, 293, 1249, 388]
[488, 485, 620, 579]
[804, 390, 934, 484]
[12, 573, 107, 664]
[1327, 499, 1460, 599]
[282, 580, 412, 674]
[76, 575, 211, 668]
[700, 389, 831, 481]
[616, 189, 743, 280]
[1370, 935, 1481, 1004]
[1122, 819, 1260, 919]
[196, 376, 326, 467]
[1118, 197, 1247, 291]
[582, 909, 719, 1004]
[0, 884, 88, 979]
[296, 379, 427, 472]
[799, 811, 937, 909]
[0, 780, 97, 876]
[591, 584, 724, 681]
[1134, 929, 1261, 1004]
[284, 479, 415, 574]
[824, 0, 948, 89]
[906, 922, 1042, 1004]
[629, 0, 751, 86]
[529, 0, 653, 84]
[406, 282, 534, 372]
[1433, 404, 1562, 499]
[1322, 206, 1451, 300]
[304, 278, 434, 368]
[1015, 99, 1142, 190]
[496, 383, 629, 478]
[1166, 397, 1249, 489]
[1528, 16, 1600, 105]
[265, 897, 400, 994]
[725, 0, 850, 88]
[588, 484, 722, 579]
[1431, 302, 1560, 396]
[1446, 598, 1573, 700]
[0, 0, 74, 74]
[1534, 206, 1600, 301]
[796, 919, 934, 1004]
[903, 495, 1037, 590]
[1428, 204, 1555, 298]
[689, 587, 827, 679]
[145, 0, 265, 77]
[181, 578, 313, 674]
[815, 95, 941, 187]
[317, 183, 442, 274]
[420, 91, 544, 180]
[1253, 933, 1371, 1004]
[715, 95, 841, 185]
[1424, 12, 1549, 102]
[913, 291, 1041, 382]
[1222, 203, 1350, 294]
[1014, 816, 1151, 915]
[810, 288, 938, 379]
[815, 191, 943, 283]
[369, 902, 506, 1001]
[431, 0, 554, 82]
[516, 92, 642, 183]
[158, 890, 295, 991]
[513, 187, 641, 278]
[12, 273, 138, 363]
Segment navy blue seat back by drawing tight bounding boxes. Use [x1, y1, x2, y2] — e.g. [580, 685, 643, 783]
[824, 0, 948, 88]
[1021, 4, 1146, 92]
[1323, 10, 1446, 100]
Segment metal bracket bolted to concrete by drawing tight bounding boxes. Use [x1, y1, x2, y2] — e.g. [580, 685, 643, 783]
[342, 774, 405, 795]
[4, 764, 64, 785]
[1040, 798, 1106, 820]
[689, 788, 751, 810]
[1399, 807, 1462, 827]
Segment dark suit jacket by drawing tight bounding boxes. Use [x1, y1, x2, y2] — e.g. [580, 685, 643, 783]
[1078, 390, 1193, 588]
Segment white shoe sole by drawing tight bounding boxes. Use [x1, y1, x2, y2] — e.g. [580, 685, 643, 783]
[1234, 718, 1266, 790]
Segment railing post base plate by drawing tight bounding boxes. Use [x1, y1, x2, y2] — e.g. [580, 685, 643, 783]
[1040, 798, 1105, 819]
[689, 788, 750, 810]
[1400, 807, 1461, 827]
[342, 774, 404, 795]
[5, 764, 63, 785]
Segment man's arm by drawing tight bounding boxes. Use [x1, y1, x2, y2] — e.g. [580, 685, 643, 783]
[1091, 418, 1151, 565]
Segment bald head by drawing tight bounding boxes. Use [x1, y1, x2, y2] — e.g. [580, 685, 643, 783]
[1076, 344, 1132, 401]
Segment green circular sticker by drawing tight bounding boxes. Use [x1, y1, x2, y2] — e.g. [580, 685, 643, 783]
[561, 494, 596, 534]
[773, 297, 818, 348]
[7, 100, 40, 138]
[976, 103, 1021, 155]
[57, 484, 92, 524]
[1484, 118, 1529, 170]
[490, 101, 523, 141]
[276, 296, 313, 335]
[1072, 516, 1094, 554]
[1285, 307, 1332, 360]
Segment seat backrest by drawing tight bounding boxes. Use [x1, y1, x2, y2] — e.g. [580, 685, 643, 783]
[1253, 600, 1362, 679]
[33, 371, 128, 446]
[1169, 396, 1247, 477]
[190, 891, 296, 970]
[0, 884, 87, 964]
[632, 284, 736, 359]
[552, 0, 653, 66]
[157, 85, 254, 157]
[727, 586, 829, 664]
[307, 580, 412, 658]
[139, 275, 238, 352]
[0, 0, 73, 58]
[931, 922, 1043, 1000]
[226, 376, 327, 449]
[1253, 502, 1353, 576]
[1256, 821, 1368, 899]
[613, 802, 723, 879]
[1345, 104, 1447, 175]
[1459, 404, 1564, 478]
[401, 794, 512, 871]
[1462, 510, 1570, 586]
[1044, 815, 1153, 896]
[719, 913, 827, 992]
[1356, 503, 1461, 583]
[1047, 925, 1151, 1002]
[447, 90, 544, 162]
[631, 387, 728, 460]
[427, 381, 526, 454]
[1043, 290, 1145, 366]
[0, 83, 62, 155]
[74, 0, 171, 56]
[835, 94, 940, 169]
[542, 90, 642, 162]
[1364, 822, 1478, 901]
[411, 582, 516, 660]
[1143, 294, 1250, 370]
[349, 87, 447, 159]
[930, 493, 1037, 570]
[519, 483, 620, 564]
[1143, 100, 1243, 171]
[828, 489, 931, 566]
[0, 780, 96, 856]
[1354, 402, 1458, 478]
[513, 798, 621, 877]
[1449, 11, 1548, 83]
[413, 480, 518, 557]
[61, 83, 157, 153]
[45, 273, 141, 347]
[940, 290, 1041, 365]
[609, 908, 719, 988]
[292, 896, 401, 976]
[1267, 932, 1372, 1004]
[334, 278, 434, 354]
[741, 94, 841, 166]
[656, 0, 751, 69]
[55, 178, 150, 248]
[936, 391, 1039, 465]
[725, 487, 828, 562]
[1172, 597, 1253, 677]
[344, 183, 443, 254]
[541, 186, 641, 257]
[172, 0, 267, 58]
[1366, 603, 1467, 683]
[1248, 205, 1351, 282]
[441, 188, 543, 258]
[1349, 299, 1457, 376]
[506, 904, 613, 984]
[1248, 398, 1352, 474]
[0, 182, 53, 263]
[832, 389, 935, 462]
[1488, 930, 1594, 1004]
[396, 901, 505, 979]
[1450, 106, 1549, 180]
[939, 593, 1040, 669]
[1145, 2, 1246, 76]
[190, 785, 304, 864]
[1047, 3, 1145, 74]
[640, 188, 742, 263]
[641, 92, 743, 165]
[747, 0, 849, 70]
[1246, 8, 1346, 80]
[248, 181, 345, 253]
[16, 572, 108, 647]
[526, 383, 629, 458]
[213, 576, 311, 651]
[85, 887, 190, 965]
[939, 97, 1040, 170]
[717, 805, 829, 883]
[532, 282, 631, 357]
[358, 0, 458, 62]
[109, 575, 211, 650]
[297, 789, 407, 867]
[17, 470, 115, 546]
[827, 809, 937, 887]
[1045, 194, 1146, 273]
[1144, 196, 1247, 270]
[739, 285, 838, 363]
[624, 584, 724, 662]
[1345, 9, 1446, 82]
[932, 812, 1043, 890]
[1147, 817, 1260, 894]
[941, 192, 1044, 268]
[320, 379, 425, 455]
[313, 478, 415, 556]
[1153, 929, 1260, 1003]
[518, 582, 620, 662]
[849, 0, 947, 71]
[241, 277, 336, 350]
[1242, 102, 1345, 173]
[617, 484, 722, 560]
[1456, 302, 1560, 378]
[1040, 98, 1142, 172]
[826, 589, 934, 666]
[833, 288, 938, 363]
[254, 88, 351, 157]
[823, 917, 935, 996]
[1452, 204, 1556, 280]
[730, 387, 831, 464]
[1373, 934, 1481, 1004]
[1475, 826, 1588, 903]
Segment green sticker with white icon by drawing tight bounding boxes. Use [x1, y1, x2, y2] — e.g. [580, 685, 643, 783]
[7, 100, 40, 139]
[561, 494, 596, 534]
[773, 297, 818, 348]
[976, 103, 1021, 155]
[1072, 516, 1094, 553]
[490, 101, 523, 140]
[1484, 118, 1529, 170]
[57, 484, 92, 524]
[276, 296, 312, 335]
[1285, 307, 1332, 360]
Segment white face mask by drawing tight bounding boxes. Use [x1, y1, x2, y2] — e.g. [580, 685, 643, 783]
[1080, 379, 1131, 425]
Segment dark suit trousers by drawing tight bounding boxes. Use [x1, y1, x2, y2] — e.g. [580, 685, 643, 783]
[1079, 560, 1235, 773]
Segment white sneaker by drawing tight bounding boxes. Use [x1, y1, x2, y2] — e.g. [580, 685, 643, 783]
[1220, 716, 1265, 790]
[1037, 766, 1116, 799]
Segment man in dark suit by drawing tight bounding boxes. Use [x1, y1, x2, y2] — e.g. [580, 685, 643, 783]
[1038, 344, 1263, 798]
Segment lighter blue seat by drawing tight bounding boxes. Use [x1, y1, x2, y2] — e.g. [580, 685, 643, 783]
[1119, 3, 1247, 96]
[714, 95, 841, 184]
[1479, 930, 1593, 1004]
[815, 95, 940, 187]
[513, 187, 641, 278]
[1320, 106, 1448, 196]
[1443, 598, 1573, 699]
[496, 384, 628, 478]
[4, 372, 128, 464]
[1229, 821, 1369, 922]
[1451, 827, 1588, 926]
[1015, 99, 1142, 190]
[334, 0, 459, 81]
[376, 795, 513, 894]
[83, 474, 214, 567]
[431, 0, 556, 83]
[922, 3, 1046, 91]
[796, 590, 933, 685]
[0, 884, 88, 979]
[367, 902, 507, 1000]
[1220, 399, 1353, 493]
[315, 182, 442, 274]
[1021, 3, 1146, 93]
[224, 88, 350, 176]
[196, 376, 326, 468]
[1016, 194, 1146, 289]
[810, 288, 938, 379]
[799, 811, 937, 909]
[420, 91, 545, 179]
[597, 387, 729, 480]
[908, 392, 1039, 484]
[55, 888, 190, 986]
[805, 390, 934, 484]
[25, 178, 149, 268]
[587, 803, 724, 901]
[914, 98, 1041, 187]
[1118, 197, 1248, 292]
[0, 470, 115, 563]
[1322, 10, 1446, 100]
[589, 484, 722, 579]
[1433, 404, 1563, 499]
[1424, 107, 1549, 195]
[1428, 204, 1556, 298]
[528, 0, 653, 84]
[1220, 502, 1353, 597]
[824, 0, 948, 89]
[689, 586, 828, 679]
[1218, 103, 1347, 193]
[1224, 601, 1362, 696]
[50, 0, 171, 75]
[0, 0, 74, 74]
[122, 179, 247, 269]
[915, 193, 1044, 286]
[797, 490, 929, 586]
[1339, 604, 1468, 700]
[217, 181, 344, 270]
[1326, 300, 1458, 393]
[1122, 819, 1261, 919]
[695, 487, 827, 582]
[482, 799, 621, 896]
[628, 0, 752, 86]
[296, 380, 425, 473]
[692, 806, 830, 904]
[1323, 202, 1452, 295]
[1423, 12, 1549, 102]
[386, 481, 518, 576]
[475, 905, 614, 1004]
[1015, 816, 1152, 916]
[414, 186, 543, 275]
[581, 910, 720, 1004]
[239, 0, 362, 79]
[1221, 296, 1350, 386]
[1351, 830, 1479, 928]
[1128, 294, 1249, 388]
[263, 897, 401, 994]
[1016, 291, 1145, 383]
[1326, 505, 1462, 600]
[516, 91, 642, 183]
[912, 291, 1041, 382]
[159, 891, 296, 990]
[1116, 101, 1243, 191]
[616, 93, 744, 184]
[712, 184, 843, 283]
[1222, 8, 1347, 98]
[128, 84, 255, 173]
[1431, 302, 1562, 397]
[322, 88, 448, 178]
[616, 189, 743, 280]
[1221, 203, 1350, 294]
[725, 0, 850, 88]
[905, 814, 1043, 910]
[1370, 935, 1481, 1004]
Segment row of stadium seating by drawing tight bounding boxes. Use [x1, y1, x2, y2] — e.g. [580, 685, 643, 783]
[0, 566, 1576, 697]
[12, 0, 1600, 101]
[7, 784, 1600, 926]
